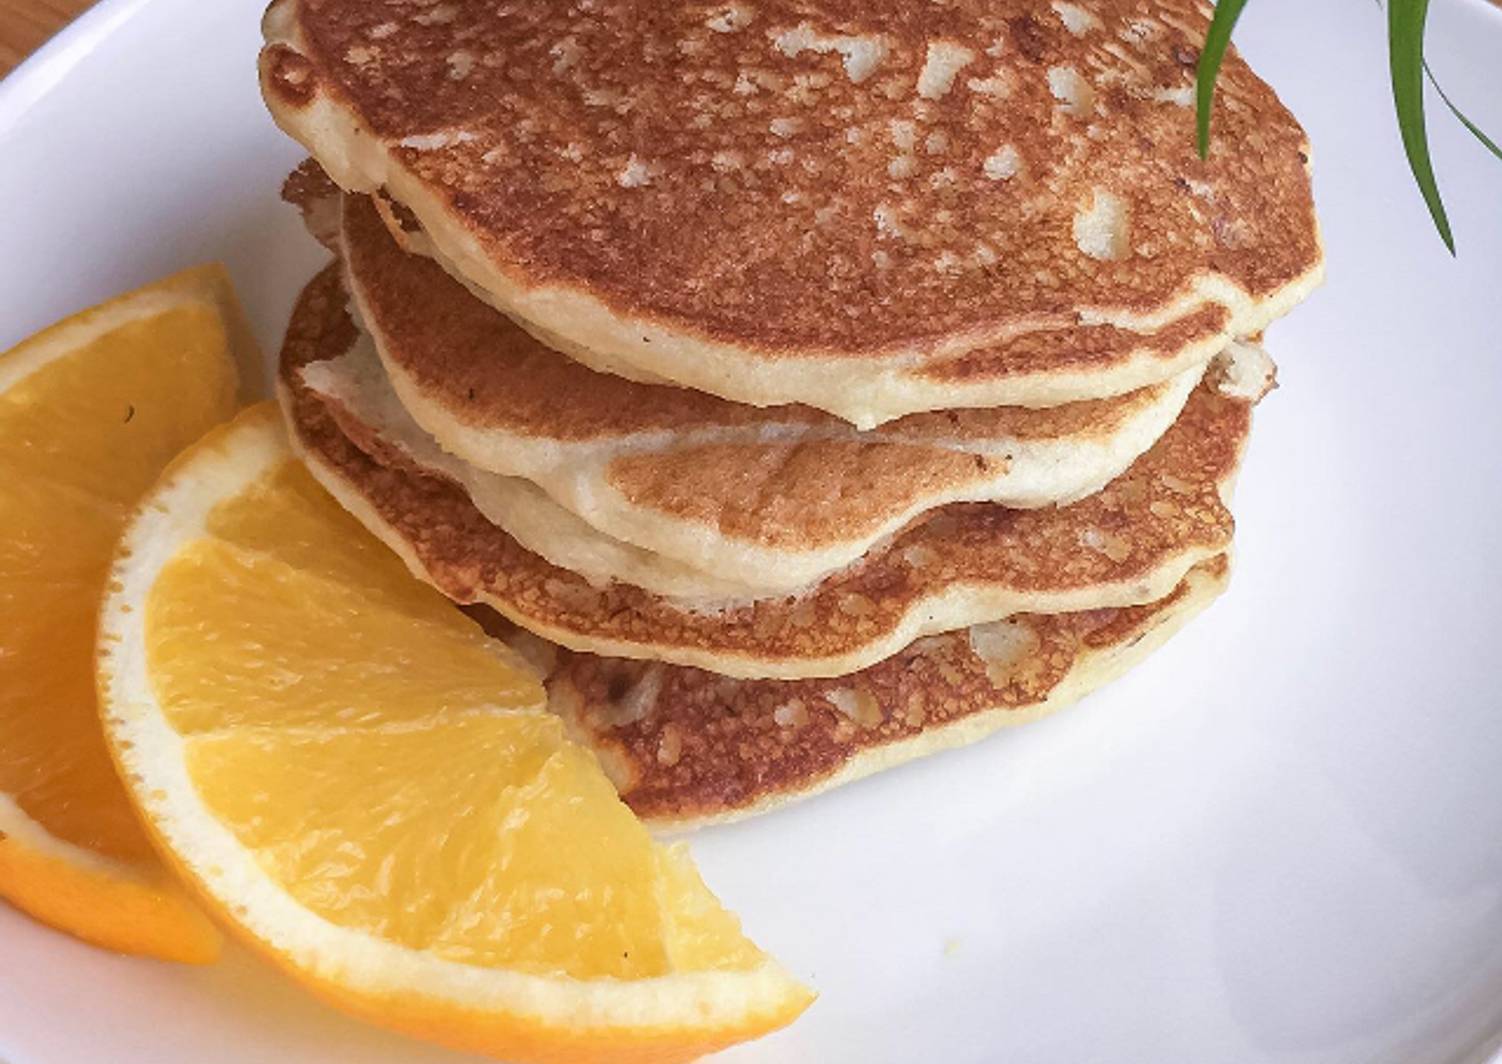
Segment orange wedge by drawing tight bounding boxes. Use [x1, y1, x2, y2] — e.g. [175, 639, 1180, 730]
[0, 266, 251, 962]
[96, 404, 813, 1062]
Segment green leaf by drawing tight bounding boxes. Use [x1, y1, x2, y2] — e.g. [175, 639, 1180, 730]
[1195, 0, 1252, 159]
[1424, 59, 1502, 164]
[1388, 0, 1455, 253]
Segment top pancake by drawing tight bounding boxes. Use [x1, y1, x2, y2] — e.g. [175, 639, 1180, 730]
[260, 0, 1322, 425]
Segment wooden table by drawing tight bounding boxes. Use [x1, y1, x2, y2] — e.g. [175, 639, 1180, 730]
[1, 0, 91, 78]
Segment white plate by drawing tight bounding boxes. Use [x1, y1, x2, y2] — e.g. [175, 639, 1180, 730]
[3, 2, 1502, 1061]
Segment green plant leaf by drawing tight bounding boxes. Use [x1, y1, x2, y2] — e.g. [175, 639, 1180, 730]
[1195, 0, 1251, 159]
[1389, 0, 1455, 253]
[1425, 59, 1502, 164]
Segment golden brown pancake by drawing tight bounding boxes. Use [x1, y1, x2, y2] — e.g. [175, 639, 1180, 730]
[278, 267, 1258, 679]
[261, 0, 1321, 424]
[328, 190, 1205, 593]
[542, 556, 1228, 827]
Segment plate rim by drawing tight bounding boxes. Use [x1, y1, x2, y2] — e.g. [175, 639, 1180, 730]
[0, 0, 152, 132]
[2, 2, 1502, 1063]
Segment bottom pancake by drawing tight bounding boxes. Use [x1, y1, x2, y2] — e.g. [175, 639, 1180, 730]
[536, 556, 1227, 828]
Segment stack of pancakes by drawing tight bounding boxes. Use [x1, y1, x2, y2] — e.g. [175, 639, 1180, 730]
[258, 0, 1321, 826]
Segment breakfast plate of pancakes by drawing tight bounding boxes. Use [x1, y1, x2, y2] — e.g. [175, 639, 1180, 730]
[3, 0, 1502, 1061]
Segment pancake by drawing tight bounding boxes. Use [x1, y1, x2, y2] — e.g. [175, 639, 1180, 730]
[541, 555, 1228, 827]
[278, 266, 1264, 679]
[333, 190, 1206, 592]
[260, 0, 1321, 425]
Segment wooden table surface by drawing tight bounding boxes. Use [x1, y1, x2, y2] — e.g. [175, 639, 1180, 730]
[1, 0, 91, 77]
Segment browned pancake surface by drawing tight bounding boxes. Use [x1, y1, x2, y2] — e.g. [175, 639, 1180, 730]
[265, 0, 1317, 367]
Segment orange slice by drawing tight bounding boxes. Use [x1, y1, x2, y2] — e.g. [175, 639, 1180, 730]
[97, 404, 812, 1062]
[0, 266, 249, 962]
